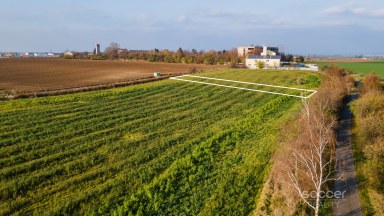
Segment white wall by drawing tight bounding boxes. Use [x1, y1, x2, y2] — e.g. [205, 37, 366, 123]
[246, 58, 281, 69]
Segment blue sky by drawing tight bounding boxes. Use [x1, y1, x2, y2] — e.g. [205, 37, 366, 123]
[1, 0, 383, 55]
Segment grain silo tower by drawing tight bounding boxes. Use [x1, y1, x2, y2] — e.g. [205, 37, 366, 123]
[95, 44, 101, 55]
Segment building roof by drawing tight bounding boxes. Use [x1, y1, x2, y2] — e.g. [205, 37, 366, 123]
[247, 55, 281, 60]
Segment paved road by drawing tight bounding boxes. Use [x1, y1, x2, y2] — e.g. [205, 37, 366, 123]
[333, 94, 362, 216]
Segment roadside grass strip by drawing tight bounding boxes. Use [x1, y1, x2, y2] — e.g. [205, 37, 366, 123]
[171, 75, 317, 99]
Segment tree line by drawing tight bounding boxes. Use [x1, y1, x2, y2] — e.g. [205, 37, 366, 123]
[63, 42, 240, 65]
[108, 46, 239, 66]
[63, 42, 303, 65]
[257, 65, 355, 215]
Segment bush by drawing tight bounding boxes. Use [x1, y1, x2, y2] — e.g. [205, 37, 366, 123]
[363, 138, 384, 192]
[351, 82, 384, 202]
[352, 91, 384, 119]
[325, 64, 350, 77]
[345, 76, 356, 92]
[362, 73, 382, 93]
[257, 61, 265, 69]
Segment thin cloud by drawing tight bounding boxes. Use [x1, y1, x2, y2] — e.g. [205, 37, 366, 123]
[323, 6, 347, 15]
[197, 9, 237, 18]
[176, 15, 189, 23]
[196, 8, 291, 29]
[324, 6, 384, 18]
[136, 14, 150, 23]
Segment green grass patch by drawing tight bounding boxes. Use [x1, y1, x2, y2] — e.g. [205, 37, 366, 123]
[0, 69, 319, 215]
[316, 60, 384, 78]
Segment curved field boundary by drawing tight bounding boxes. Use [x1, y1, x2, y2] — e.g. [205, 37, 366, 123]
[171, 75, 317, 99]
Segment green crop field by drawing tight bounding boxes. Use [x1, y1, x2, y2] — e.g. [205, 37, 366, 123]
[317, 60, 384, 78]
[0, 69, 319, 215]
[337, 60, 384, 78]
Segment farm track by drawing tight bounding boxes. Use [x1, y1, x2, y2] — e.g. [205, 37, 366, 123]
[333, 94, 362, 216]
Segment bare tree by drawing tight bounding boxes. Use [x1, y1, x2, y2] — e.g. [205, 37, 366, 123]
[281, 99, 338, 216]
[104, 42, 120, 60]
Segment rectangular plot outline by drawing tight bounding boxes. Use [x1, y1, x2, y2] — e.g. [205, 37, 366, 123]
[170, 75, 317, 99]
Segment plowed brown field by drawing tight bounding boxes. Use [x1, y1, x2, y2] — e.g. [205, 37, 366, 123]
[0, 58, 222, 91]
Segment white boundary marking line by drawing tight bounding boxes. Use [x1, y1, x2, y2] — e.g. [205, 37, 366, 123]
[306, 91, 318, 98]
[183, 74, 316, 92]
[170, 76, 316, 99]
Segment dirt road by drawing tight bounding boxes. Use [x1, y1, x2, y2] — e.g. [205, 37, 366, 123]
[333, 94, 362, 216]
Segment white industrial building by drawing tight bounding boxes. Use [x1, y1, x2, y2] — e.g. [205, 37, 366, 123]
[237, 45, 279, 57]
[245, 46, 281, 69]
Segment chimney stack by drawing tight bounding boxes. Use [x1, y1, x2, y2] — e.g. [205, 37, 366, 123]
[262, 46, 267, 56]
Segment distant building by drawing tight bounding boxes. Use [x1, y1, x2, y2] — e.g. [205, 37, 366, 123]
[301, 64, 319, 71]
[237, 45, 279, 57]
[265, 46, 279, 54]
[128, 49, 149, 53]
[3, 52, 17, 58]
[237, 46, 258, 57]
[245, 46, 281, 69]
[117, 49, 128, 54]
[20, 52, 30, 57]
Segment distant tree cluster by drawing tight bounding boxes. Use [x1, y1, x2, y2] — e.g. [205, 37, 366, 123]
[115, 47, 240, 65]
[63, 42, 304, 65]
[62, 42, 240, 65]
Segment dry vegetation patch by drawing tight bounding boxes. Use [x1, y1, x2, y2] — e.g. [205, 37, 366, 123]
[255, 65, 353, 216]
[350, 75, 384, 215]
